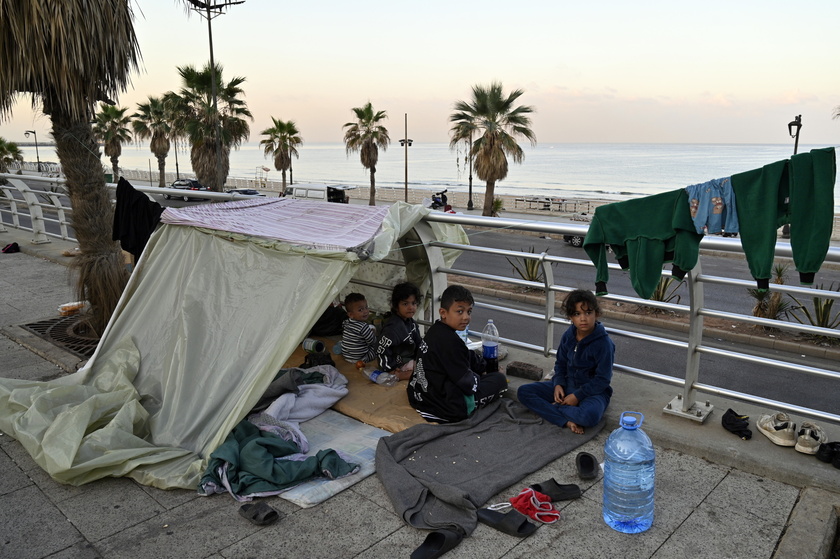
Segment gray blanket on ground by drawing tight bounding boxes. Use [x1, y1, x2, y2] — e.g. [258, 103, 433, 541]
[375, 398, 604, 536]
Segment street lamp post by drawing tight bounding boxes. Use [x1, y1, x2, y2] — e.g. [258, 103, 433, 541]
[399, 113, 413, 203]
[788, 115, 802, 155]
[782, 115, 803, 239]
[172, 136, 181, 180]
[24, 130, 42, 173]
[185, 0, 244, 190]
[467, 133, 474, 211]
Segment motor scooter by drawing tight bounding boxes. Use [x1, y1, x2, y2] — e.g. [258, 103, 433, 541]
[430, 189, 451, 212]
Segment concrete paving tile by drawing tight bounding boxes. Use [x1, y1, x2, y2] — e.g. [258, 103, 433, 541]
[518, 435, 607, 492]
[26, 465, 87, 503]
[0, 485, 84, 559]
[366, 523, 525, 559]
[703, 468, 799, 524]
[137, 483, 202, 511]
[220, 488, 404, 559]
[0, 437, 40, 472]
[0, 348, 35, 373]
[2, 362, 64, 381]
[0, 446, 33, 496]
[55, 477, 166, 542]
[348, 473, 396, 515]
[43, 542, 103, 559]
[582, 446, 730, 529]
[501, 496, 670, 558]
[331, 526, 426, 559]
[651, 502, 783, 559]
[94, 493, 261, 559]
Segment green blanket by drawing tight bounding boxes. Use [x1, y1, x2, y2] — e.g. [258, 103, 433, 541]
[199, 420, 359, 498]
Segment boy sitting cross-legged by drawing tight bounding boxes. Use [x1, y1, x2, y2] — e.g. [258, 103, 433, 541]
[407, 285, 507, 423]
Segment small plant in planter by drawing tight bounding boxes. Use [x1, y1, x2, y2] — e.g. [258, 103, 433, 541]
[641, 276, 683, 314]
[505, 246, 549, 286]
[786, 282, 840, 344]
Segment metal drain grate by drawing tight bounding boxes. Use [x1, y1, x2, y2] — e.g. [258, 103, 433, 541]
[21, 315, 99, 359]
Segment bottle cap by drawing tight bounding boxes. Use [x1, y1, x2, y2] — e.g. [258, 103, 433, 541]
[620, 411, 644, 430]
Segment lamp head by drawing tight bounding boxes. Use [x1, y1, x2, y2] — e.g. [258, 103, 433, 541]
[788, 115, 802, 138]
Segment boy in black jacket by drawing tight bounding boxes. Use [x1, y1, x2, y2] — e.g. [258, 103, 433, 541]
[408, 285, 507, 423]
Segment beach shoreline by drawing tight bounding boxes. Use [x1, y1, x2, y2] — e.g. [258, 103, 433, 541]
[14, 162, 840, 239]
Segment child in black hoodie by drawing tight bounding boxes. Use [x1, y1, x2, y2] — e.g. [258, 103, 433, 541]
[408, 285, 507, 423]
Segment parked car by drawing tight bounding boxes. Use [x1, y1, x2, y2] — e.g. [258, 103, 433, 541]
[563, 234, 585, 247]
[285, 184, 354, 204]
[226, 188, 266, 197]
[164, 179, 209, 201]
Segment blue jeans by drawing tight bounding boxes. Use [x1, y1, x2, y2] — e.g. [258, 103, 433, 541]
[517, 381, 609, 428]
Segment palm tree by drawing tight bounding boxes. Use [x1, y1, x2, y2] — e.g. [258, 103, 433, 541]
[449, 82, 536, 216]
[343, 102, 390, 206]
[259, 118, 302, 194]
[0, 0, 139, 335]
[165, 63, 252, 191]
[132, 96, 171, 187]
[0, 137, 24, 179]
[93, 103, 132, 180]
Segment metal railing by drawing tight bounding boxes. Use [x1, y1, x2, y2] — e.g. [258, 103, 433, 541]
[416, 212, 840, 427]
[2, 172, 839, 427]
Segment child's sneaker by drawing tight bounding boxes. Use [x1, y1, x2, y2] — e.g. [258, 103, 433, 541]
[757, 412, 796, 446]
[794, 422, 827, 455]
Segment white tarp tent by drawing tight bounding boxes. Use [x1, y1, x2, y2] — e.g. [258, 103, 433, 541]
[0, 199, 466, 489]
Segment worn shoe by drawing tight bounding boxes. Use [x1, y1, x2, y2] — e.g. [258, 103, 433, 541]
[794, 422, 828, 455]
[816, 442, 840, 463]
[757, 412, 796, 447]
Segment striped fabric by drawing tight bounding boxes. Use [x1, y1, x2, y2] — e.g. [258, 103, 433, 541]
[161, 198, 390, 250]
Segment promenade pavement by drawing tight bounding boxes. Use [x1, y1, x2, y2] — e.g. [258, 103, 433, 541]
[1, 219, 839, 559]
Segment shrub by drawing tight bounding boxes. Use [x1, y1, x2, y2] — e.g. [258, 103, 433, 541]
[505, 246, 548, 284]
[786, 282, 840, 344]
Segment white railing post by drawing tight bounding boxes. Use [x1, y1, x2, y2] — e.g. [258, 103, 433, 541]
[539, 251, 556, 357]
[8, 178, 50, 244]
[411, 219, 449, 328]
[663, 261, 714, 422]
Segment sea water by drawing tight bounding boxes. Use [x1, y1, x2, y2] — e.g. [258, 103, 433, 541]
[19, 142, 840, 212]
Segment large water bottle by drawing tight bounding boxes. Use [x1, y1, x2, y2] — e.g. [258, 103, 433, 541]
[481, 319, 500, 373]
[603, 411, 655, 533]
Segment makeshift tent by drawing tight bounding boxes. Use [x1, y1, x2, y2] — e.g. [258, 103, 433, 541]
[0, 199, 466, 489]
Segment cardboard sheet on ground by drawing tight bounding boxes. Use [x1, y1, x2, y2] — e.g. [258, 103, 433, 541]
[0, 201, 467, 489]
[284, 340, 425, 433]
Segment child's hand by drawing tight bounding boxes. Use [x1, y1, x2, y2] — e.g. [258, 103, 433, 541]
[561, 393, 580, 407]
[553, 385, 565, 404]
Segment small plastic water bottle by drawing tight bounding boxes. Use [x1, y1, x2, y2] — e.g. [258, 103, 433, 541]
[456, 327, 470, 345]
[481, 319, 500, 373]
[603, 411, 655, 533]
[356, 361, 398, 387]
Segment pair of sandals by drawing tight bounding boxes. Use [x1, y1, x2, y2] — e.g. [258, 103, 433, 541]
[474, 452, 600, 539]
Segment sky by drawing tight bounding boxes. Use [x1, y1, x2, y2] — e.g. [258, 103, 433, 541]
[2, 0, 840, 146]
